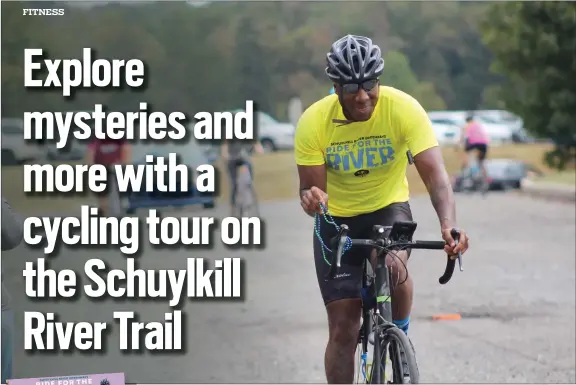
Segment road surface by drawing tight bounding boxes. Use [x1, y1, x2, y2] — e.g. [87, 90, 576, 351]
[4, 193, 575, 383]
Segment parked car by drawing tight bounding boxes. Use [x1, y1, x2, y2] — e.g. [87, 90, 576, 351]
[511, 127, 538, 144]
[124, 139, 217, 214]
[451, 158, 543, 192]
[428, 111, 515, 144]
[46, 142, 86, 161]
[228, 109, 295, 152]
[1, 118, 48, 165]
[430, 118, 461, 145]
[473, 110, 524, 132]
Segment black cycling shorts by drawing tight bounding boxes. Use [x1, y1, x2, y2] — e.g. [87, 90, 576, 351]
[313, 202, 413, 306]
[464, 141, 488, 161]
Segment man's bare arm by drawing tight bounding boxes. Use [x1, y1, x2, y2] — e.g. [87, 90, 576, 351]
[297, 164, 327, 216]
[413, 147, 457, 229]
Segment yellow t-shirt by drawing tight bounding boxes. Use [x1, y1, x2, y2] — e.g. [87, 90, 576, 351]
[294, 86, 438, 217]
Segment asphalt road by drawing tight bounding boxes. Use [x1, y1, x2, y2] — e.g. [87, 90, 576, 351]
[3, 193, 575, 383]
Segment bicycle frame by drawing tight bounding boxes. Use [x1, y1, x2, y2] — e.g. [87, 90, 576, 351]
[328, 222, 463, 384]
[359, 230, 403, 383]
[461, 151, 488, 193]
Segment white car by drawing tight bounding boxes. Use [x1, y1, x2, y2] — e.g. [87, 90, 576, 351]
[1, 118, 48, 165]
[474, 110, 524, 131]
[429, 118, 461, 145]
[256, 111, 295, 152]
[228, 109, 295, 152]
[427, 111, 514, 144]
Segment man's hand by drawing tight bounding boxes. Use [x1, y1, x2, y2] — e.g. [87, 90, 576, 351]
[300, 186, 328, 215]
[442, 228, 469, 258]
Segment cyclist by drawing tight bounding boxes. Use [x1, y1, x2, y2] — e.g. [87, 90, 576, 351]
[86, 136, 132, 216]
[221, 137, 264, 215]
[461, 114, 490, 183]
[294, 34, 470, 384]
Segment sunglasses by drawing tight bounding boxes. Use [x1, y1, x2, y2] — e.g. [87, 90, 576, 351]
[339, 79, 379, 94]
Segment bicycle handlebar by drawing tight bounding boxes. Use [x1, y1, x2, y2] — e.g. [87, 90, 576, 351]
[327, 224, 463, 285]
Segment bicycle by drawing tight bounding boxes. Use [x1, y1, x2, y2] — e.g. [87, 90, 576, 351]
[458, 151, 488, 194]
[315, 204, 463, 384]
[231, 160, 260, 217]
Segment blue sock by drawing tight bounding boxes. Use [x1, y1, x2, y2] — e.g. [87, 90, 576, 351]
[393, 316, 410, 335]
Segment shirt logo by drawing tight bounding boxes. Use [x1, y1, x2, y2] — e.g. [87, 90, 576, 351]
[325, 136, 396, 172]
[354, 169, 370, 177]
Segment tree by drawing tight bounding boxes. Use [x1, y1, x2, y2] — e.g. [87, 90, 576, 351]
[412, 82, 446, 110]
[234, 16, 271, 114]
[380, 51, 418, 93]
[481, 2, 576, 169]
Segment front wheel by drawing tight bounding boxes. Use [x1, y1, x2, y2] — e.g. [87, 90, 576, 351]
[235, 166, 260, 217]
[376, 327, 420, 384]
[260, 138, 276, 153]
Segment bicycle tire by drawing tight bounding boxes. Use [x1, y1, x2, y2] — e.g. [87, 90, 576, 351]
[381, 327, 420, 384]
[232, 185, 244, 218]
[246, 184, 260, 217]
[237, 169, 259, 217]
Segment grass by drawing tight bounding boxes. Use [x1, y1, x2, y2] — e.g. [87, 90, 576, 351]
[533, 170, 575, 186]
[1, 143, 555, 216]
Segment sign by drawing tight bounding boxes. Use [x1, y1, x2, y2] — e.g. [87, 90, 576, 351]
[8, 372, 125, 385]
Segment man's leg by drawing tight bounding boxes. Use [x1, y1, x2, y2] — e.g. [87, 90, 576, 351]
[227, 160, 238, 207]
[387, 249, 412, 333]
[325, 299, 362, 383]
[377, 202, 414, 334]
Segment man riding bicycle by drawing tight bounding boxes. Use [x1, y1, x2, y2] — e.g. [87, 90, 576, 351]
[221, 137, 263, 215]
[461, 114, 490, 183]
[294, 34, 470, 384]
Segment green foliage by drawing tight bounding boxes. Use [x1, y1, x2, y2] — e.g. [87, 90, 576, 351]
[2, 1, 505, 121]
[381, 51, 418, 93]
[412, 83, 447, 111]
[481, 2, 576, 170]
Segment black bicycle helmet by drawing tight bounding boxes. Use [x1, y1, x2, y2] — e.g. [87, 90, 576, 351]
[325, 35, 385, 83]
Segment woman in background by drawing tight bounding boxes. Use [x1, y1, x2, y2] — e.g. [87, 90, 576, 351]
[460, 114, 490, 181]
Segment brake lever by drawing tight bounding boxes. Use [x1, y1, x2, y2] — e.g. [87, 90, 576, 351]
[335, 224, 349, 269]
[451, 228, 463, 272]
[326, 224, 349, 279]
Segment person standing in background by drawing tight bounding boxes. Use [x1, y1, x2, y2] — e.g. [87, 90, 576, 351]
[2, 197, 24, 383]
[85, 137, 132, 216]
